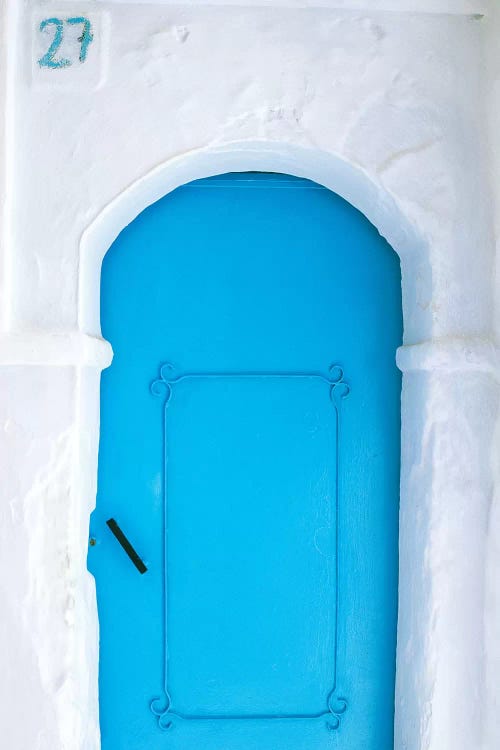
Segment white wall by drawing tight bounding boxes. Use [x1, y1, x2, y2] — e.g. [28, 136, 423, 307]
[0, 2, 498, 749]
[483, 4, 500, 748]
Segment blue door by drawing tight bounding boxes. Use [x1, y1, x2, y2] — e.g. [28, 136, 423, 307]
[88, 172, 402, 750]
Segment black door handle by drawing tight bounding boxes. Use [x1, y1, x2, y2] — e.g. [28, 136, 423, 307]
[106, 518, 148, 574]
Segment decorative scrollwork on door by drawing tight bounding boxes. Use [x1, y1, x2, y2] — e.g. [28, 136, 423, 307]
[150, 362, 350, 732]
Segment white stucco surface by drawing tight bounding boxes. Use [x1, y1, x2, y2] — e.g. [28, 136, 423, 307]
[483, 5, 500, 749]
[0, 2, 499, 749]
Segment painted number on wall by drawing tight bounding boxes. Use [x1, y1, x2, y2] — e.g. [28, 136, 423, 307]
[38, 17, 93, 69]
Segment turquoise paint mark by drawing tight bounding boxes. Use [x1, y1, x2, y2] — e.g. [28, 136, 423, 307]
[38, 18, 70, 69]
[38, 16, 94, 69]
[67, 17, 94, 63]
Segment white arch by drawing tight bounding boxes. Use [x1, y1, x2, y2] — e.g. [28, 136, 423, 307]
[78, 140, 430, 343]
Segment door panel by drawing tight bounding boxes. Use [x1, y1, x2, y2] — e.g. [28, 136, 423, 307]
[88, 172, 402, 750]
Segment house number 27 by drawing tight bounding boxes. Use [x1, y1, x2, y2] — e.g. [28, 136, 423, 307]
[38, 17, 93, 69]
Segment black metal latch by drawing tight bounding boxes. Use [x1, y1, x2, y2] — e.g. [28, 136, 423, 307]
[106, 518, 148, 574]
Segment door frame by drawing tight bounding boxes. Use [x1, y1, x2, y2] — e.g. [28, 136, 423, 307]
[75, 141, 496, 749]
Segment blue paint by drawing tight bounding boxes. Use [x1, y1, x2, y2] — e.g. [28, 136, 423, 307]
[88, 172, 402, 750]
[38, 17, 93, 68]
[38, 18, 70, 69]
[67, 17, 93, 63]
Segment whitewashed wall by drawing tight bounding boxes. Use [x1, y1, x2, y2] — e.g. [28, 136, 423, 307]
[0, 2, 498, 749]
[483, 4, 500, 749]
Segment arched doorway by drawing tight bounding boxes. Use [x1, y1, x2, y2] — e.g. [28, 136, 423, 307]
[88, 172, 402, 749]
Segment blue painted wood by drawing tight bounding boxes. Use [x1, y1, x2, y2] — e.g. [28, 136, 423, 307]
[88, 172, 402, 750]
